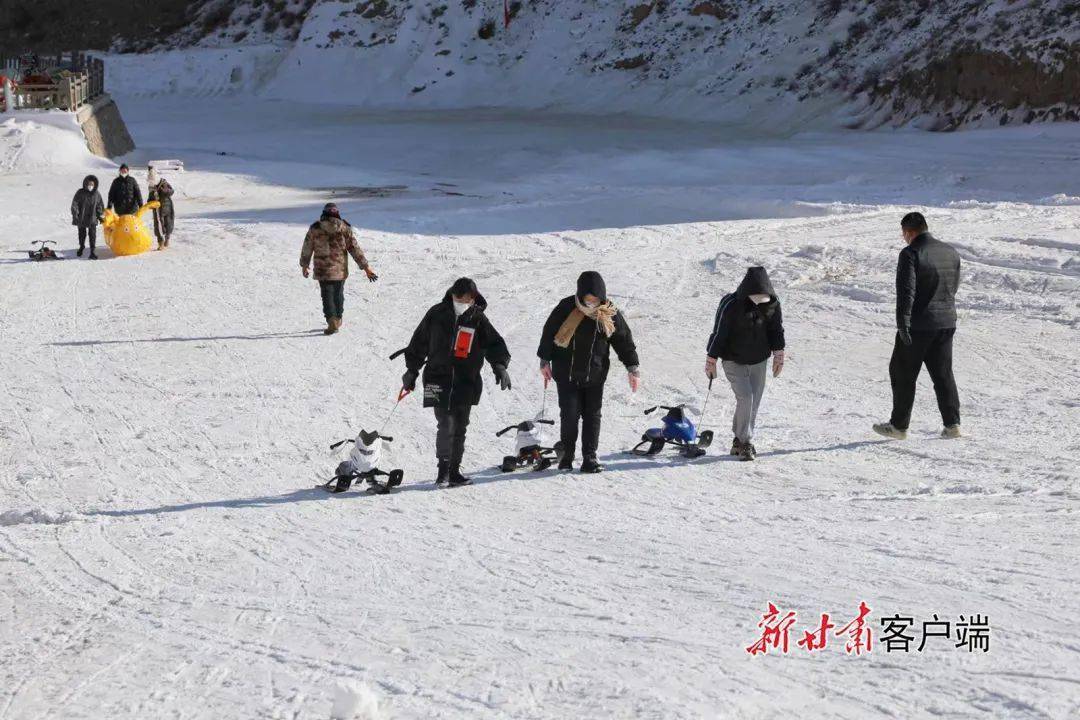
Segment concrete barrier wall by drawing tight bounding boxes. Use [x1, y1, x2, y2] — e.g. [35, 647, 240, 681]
[76, 93, 135, 158]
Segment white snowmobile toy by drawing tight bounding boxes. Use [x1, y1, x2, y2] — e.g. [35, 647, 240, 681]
[497, 416, 563, 472]
[321, 430, 404, 494]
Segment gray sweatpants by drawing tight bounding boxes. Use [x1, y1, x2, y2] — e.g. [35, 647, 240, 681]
[722, 359, 768, 444]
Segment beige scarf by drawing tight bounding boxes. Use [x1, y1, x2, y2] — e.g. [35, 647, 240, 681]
[554, 297, 617, 348]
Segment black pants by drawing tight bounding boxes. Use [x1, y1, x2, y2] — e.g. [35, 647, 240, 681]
[435, 405, 472, 468]
[77, 225, 96, 251]
[557, 382, 604, 460]
[319, 280, 345, 320]
[889, 328, 960, 430]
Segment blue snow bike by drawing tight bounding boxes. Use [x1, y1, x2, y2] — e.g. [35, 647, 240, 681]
[631, 405, 714, 459]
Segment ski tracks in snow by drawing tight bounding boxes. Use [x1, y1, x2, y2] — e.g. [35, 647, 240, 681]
[2, 125, 1079, 717]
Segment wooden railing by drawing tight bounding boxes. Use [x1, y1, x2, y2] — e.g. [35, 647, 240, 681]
[0, 51, 106, 112]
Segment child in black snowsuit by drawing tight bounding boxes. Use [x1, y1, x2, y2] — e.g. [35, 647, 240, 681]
[70, 175, 104, 259]
[401, 277, 512, 486]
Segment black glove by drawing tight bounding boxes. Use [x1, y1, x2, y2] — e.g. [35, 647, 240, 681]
[897, 328, 912, 347]
[401, 369, 418, 392]
[493, 364, 511, 391]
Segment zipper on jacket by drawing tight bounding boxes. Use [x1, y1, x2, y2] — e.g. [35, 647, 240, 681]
[585, 324, 598, 383]
[569, 335, 576, 379]
[447, 308, 465, 409]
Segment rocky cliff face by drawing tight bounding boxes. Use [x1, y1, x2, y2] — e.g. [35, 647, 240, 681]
[5, 0, 1078, 130]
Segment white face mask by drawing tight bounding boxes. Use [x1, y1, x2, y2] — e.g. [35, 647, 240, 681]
[453, 300, 472, 316]
[749, 293, 771, 305]
[584, 301, 600, 310]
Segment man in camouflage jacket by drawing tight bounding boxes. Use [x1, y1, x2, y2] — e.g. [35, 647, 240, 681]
[300, 203, 378, 335]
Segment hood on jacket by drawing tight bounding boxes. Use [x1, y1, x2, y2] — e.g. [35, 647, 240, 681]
[317, 216, 351, 232]
[735, 266, 777, 301]
[576, 271, 607, 303]
[82, 174, 99, 191]
[441, 288, 488, 313]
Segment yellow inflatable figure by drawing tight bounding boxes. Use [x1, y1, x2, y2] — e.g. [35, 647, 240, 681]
[102, 201, 161, 257]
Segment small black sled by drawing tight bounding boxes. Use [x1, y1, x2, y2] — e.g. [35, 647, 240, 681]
[631, 405, 714, 459]
[321, 430, 404, 494]
[496, 418, 564, 472]
[28, 240, 61, 261]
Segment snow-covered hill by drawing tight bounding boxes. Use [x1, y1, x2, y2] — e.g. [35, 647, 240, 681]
[99, 0, 1080, 130]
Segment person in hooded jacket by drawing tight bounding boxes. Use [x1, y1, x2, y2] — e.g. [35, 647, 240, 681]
[705, 266, 785, 461]
[300, 203, 378, 335]
[537, 271, 640, 473]
[149, 177, 175, 249]
[107, 164, 143, 216]
[70, 174, 104, 259]
[401, 277, 512, 486]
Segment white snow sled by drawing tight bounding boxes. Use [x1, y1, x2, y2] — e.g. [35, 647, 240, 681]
[321, 430, 404, 494]
[496, 416, 563, 472]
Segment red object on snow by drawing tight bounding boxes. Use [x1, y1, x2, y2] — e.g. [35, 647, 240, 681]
[504, 0, 511, 28]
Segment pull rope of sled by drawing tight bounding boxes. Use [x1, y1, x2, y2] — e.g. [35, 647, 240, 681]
[379, 387, 410, 435]
[540, 377, 549, 421]
[698, 379, 714, 436]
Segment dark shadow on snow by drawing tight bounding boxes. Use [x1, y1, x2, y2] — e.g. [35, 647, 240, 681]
[85, 482, 441, 517]
[48, 330, 325, 347]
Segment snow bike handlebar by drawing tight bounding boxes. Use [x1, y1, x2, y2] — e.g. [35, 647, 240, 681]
[642, 405, 685, 415]
[330, 433, 395, 450]
[389, 347, 425, 368]
[495, 419, 556, 436]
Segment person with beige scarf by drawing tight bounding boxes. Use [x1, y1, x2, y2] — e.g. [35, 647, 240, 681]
[537, 271, 640, 473]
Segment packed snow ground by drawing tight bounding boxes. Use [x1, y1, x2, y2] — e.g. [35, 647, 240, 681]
[1, 99, 1079, 719]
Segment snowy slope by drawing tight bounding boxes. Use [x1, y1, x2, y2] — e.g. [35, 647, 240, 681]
[1, 100, 1079, 718]
[104, 0, 1080, 129]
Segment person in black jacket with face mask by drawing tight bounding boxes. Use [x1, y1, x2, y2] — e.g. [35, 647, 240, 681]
[402, 278, 512, 486]
[70, 174, 104, 259]
[705, 266, 785, 461]
[107, 164, 143, 216]
[873, 212, 962, 440]
[538, 271, 640, 473]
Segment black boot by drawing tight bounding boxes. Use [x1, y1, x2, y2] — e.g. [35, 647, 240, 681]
[580, 455, 604, 473]
[89, 251, 98, 260]
[77, 246, 84, 257]
[556, 441, 574, 470]
[435, 461, 450, 485]
[730, 437, 743, 456]
[448, 466, 472, 487]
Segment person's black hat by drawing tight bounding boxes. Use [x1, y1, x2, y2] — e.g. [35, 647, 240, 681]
[322, 202, 340, 218]
[119, 164, 129, 172]
[576, 271, 607, 303]
[449, 277, 478, 298]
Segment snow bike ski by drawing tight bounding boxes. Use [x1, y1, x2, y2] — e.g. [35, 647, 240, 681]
[320, 429, 404, 494]
[630, 405, 714, 459]
[496, 418, 564, 472]
[27, 240, 61, 261]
